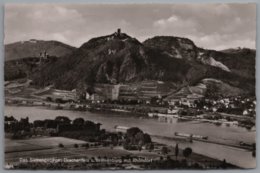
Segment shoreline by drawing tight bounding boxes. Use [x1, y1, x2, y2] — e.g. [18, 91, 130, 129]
[5, 102, 255, 151]
[5, 100, 255, 131]
[5, 104, 256, 168]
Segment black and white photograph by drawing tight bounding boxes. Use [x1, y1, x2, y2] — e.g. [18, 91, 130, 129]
[4, 3, 256, 170]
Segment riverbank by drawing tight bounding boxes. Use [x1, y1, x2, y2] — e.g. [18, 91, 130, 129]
[6, 100, 256, 129]
[4, 105, 256, 168]
[5, 97, 166, 116]
[5, 96, 255, 130]
[5, 135, 237, 170]
[5, 102, 255, 151]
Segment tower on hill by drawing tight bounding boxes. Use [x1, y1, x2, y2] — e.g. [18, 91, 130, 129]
[114, 28, 121, 37]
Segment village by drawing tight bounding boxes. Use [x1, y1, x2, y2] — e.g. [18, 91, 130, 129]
[5, 79, 256, 130]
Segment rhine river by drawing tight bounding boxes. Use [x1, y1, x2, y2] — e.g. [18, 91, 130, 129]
[5, 105, 256, 168]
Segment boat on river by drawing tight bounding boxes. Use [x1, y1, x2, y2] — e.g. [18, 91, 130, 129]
[175, 132, 208, 140]
[148, 112, 179, 118]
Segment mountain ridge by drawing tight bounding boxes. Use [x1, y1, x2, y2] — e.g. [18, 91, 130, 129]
[4, 30, 256, 97]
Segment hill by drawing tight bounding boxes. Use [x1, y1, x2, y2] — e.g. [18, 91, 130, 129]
[4, 40, 76, 80]
[5, 30, 256, 97]
[143, 36, 255, 95]
[5, 39, 76, 61]
[143, 36, 255, 78]
[32, 31, 210, 90]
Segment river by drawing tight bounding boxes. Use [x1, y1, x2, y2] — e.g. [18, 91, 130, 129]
[4, 105, 256, 168]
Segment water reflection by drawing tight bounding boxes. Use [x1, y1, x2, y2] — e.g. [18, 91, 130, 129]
[158, 116, 176, 123]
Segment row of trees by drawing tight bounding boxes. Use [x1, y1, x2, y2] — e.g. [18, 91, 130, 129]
[5, 116, 102, 139]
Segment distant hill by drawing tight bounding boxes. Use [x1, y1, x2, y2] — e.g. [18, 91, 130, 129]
[4, 40, 76, 80]
[5, 39, 76, 61]
[5, 30, 256, 97]
[201, 48, 255, 79]
[143, 36, 255, 78]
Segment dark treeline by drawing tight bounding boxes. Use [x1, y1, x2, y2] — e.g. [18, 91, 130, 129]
[4, 115, 152, 151]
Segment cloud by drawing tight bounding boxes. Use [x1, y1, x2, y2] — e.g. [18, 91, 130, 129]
[51, 33, 70, 43]
[5, 4, 86, 46]
[151, 3, 256, 50]
[153, 15, 198, 35]
[4, 3, 256, 50]
[154, 15, 179, 27]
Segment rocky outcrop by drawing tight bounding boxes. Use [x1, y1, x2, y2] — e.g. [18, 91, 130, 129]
[5, 30, 255, 96]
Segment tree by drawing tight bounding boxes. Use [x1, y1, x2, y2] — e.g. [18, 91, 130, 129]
[135, 132, 145, 145]
[161, 146, 168, 155]
[143, 133, 152, 143]
[221, 159, 227, 169]
[55, 98, 64, 103]
[126, 127, 142, 138]
[175, 144, 179, 160]
[147, 143, 154, 152]
[183, 147, 192, 158]
[85, 143, 89, 149]
[126, 127, 142, 145]
[55, 116, 71, 124]
[46, 97, 52, 102]
[73, 118, 85, 126]
[85, 120, 100, 131]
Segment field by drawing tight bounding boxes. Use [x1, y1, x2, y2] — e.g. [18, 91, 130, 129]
[5, 135, 235, 170]
[5, 137, 87, 153]
[5, 137, 87, 164]
[4, 137, 130, 162]
[5, 136, 161, 166]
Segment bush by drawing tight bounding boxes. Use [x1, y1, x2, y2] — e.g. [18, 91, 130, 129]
[59, 143, 64, 148]
[161, 146, 169, 155]
[85, 143, 89, 149]
[183, 147, 192, 158]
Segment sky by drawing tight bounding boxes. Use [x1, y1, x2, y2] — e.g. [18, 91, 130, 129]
[5, 3, 256, 50]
